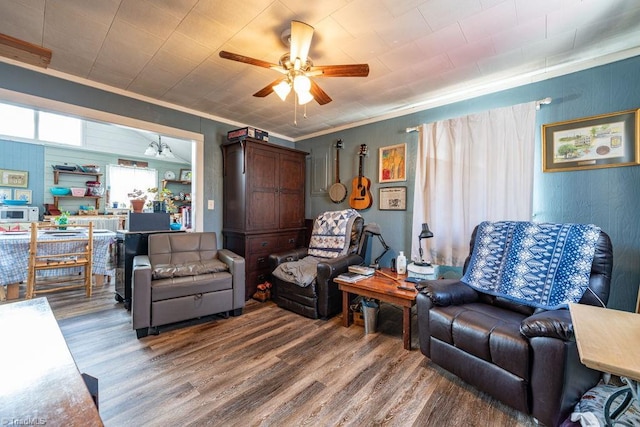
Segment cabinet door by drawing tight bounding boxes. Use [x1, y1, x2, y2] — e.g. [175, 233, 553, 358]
[278, 152, 305, 229]
[222, 144, 246, 231]
[247, 146, 278, 231]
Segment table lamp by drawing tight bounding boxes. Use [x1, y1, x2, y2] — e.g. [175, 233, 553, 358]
[416, 223, 434, 266]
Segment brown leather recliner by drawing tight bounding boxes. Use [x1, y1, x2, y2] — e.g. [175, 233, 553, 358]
[416, 225, 613, 427]
[268, 213, 367, 320]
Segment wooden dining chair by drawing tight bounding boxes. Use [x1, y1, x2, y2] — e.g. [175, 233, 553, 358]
[26, 222, 94, 299]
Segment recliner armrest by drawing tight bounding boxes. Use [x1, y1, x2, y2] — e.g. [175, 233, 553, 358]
[316, 254, 364, 284]
[218, 249, 246, 309]
[132, 255, 152, 331]
[520, 309, 573, 341]
[268, 248, 309, 270]
[416, 280, 479, 307]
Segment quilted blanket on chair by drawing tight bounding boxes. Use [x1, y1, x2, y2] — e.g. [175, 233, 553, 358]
[461, 221, 601, 310]
[307, 209, 361, 259]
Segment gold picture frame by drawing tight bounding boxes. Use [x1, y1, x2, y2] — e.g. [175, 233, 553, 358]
[0, 169, 28, 187]
[542, 109, 640, 172]
[379, 143, 406, 183]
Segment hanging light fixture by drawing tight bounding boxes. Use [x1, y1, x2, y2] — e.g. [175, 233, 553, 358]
[144, 136, 175, 159]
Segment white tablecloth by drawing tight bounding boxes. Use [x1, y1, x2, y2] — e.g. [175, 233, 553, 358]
[0, 230, 116, 286]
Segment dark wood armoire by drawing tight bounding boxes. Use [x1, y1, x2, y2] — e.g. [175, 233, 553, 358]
[222, 138, 308, 300]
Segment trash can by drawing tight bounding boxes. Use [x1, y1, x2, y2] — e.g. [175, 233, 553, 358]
[362, 298, 379, 334]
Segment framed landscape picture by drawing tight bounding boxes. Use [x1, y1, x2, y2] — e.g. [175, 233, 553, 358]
[542, 109, 640, 172]
[379, 143, 406, 183]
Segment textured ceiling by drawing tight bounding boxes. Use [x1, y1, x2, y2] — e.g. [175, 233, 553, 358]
[1, 0, 640, 141]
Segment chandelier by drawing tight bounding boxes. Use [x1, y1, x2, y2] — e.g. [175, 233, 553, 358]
[144, 136, 175, 159]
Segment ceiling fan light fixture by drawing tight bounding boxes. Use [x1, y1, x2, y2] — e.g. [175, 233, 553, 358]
[274, 80, 291, 101]
[293, 75, 311, 95]
[297, 90, 314, 105]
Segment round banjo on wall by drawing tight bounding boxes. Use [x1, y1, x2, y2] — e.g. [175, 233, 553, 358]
[328, 139, 348, 203]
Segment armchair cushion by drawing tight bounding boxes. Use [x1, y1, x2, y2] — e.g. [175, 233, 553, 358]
[271, 256, 321, 286]
[152, 259, 229, 279]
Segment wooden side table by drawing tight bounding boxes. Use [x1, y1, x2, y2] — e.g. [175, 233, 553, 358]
[335, 269, 417, 350]
[569, 303, 640, 425]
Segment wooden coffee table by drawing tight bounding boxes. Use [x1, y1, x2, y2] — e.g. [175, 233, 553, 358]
[335, 269, 417, 350]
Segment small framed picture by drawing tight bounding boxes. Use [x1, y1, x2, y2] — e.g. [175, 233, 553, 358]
[14, 189, 32, 203]
[0, 188, 12, 202]
[0, 169, 28, 187]
[179, 169, 192, 181]
[379, 143, 407, 183]
[379, 186, 407, 210]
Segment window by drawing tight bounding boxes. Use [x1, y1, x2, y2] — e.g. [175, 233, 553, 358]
[0, 103, 35, 139]
[107, 164, 157, 209]
[39, 111, 82, 145]
[0, 101, 82, 146]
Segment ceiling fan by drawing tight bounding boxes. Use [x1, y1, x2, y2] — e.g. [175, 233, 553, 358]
[219, 21, 369, 106]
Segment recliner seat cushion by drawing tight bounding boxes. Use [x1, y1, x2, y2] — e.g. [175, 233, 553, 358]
[151, 271, 232, 301]
[152, 259, 229, 279]
[430, 302, 530, 380]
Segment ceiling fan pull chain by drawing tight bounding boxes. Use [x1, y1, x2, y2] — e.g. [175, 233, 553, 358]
[293, 92, 298, 126]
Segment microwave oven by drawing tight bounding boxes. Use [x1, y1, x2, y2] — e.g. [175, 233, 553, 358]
[0, 206, 39, 222]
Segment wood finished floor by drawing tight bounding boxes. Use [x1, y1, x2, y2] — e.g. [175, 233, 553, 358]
[14, 283, 537, 426]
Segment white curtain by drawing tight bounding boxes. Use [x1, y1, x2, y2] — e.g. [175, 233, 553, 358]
[411, 102, 537, 266]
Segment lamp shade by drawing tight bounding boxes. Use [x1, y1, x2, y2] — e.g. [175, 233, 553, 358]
[273, 80, 291, 101]
[297, 90, 314, 105]
[419, 223, 434, 239]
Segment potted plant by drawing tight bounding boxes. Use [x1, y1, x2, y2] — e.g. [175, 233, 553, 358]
[127, 189, 147, 213]
[55, 211, 71, 229]
[147, 187, 176, 213]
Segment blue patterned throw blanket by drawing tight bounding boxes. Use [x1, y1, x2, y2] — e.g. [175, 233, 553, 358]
[461, 221, 601, 310]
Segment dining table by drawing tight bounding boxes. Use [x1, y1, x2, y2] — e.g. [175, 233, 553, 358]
[0, 227, 116, 300]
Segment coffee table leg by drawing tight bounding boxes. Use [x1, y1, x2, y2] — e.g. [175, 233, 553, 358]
[342, 290, 352, 327]
[403, 306, 411, 350]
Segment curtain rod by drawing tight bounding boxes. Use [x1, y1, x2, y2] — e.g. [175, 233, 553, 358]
[405, 97, 553, 132]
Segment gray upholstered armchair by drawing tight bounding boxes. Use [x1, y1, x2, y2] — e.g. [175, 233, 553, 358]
[132, 232, 245, 338]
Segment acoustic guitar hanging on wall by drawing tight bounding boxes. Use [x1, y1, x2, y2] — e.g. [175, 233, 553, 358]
[349, 144, 373, 210]
[328, 139, 348, 203]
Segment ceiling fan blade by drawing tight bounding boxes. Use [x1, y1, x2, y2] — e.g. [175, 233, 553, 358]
[253, 77, 287, 98]
[310, 80, 332, 105]
[309, 64, 370, 77]
[219, 51, 283, 72]
[290, 21, 314, 65]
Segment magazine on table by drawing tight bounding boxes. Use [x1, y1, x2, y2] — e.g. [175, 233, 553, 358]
[336, 272, 368, 283]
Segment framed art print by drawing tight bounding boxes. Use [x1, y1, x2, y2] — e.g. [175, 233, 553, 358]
[379, 143, 406, 183]
[542, 109, 639, 172]
[379, 186, 407, 210]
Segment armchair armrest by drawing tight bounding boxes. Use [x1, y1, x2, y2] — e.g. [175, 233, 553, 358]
[416, 280, 479, 307]
[132, 255, 152, 331]
[218, 249, 245, 309]
[316, 254, 364, 319]
[268, 248, 309, 270]
[520, 309, 573, 341]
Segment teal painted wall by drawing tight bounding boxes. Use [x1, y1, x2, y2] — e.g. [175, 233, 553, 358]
[297, 55, 640, 312]
[1, 56, 638, 311]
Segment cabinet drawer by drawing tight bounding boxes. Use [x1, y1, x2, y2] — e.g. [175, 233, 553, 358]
[277, 232, 304, 250]
[248, 235, 279, 254]
[247, 253, 271, 272]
